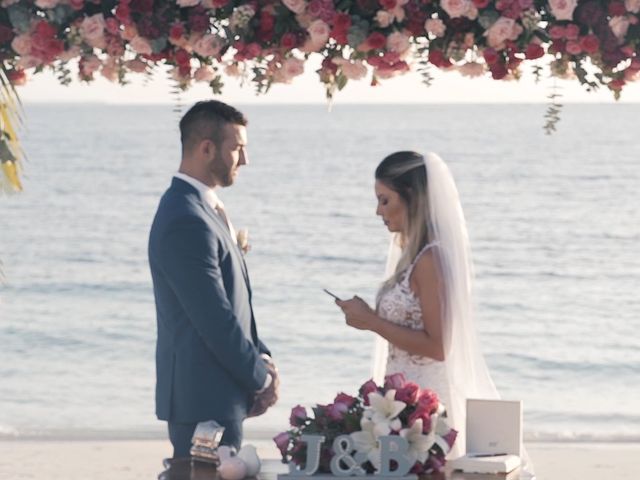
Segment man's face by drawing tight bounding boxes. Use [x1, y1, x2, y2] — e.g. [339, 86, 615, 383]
[209, 123, 248, 187]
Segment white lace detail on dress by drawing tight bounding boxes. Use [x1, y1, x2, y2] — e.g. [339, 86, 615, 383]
[376, 243, 451, 409]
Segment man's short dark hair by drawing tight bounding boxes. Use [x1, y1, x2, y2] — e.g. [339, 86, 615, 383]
[179, 100, 248, 153]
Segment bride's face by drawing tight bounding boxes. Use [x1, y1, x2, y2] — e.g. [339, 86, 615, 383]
[375, 180, 407, 233]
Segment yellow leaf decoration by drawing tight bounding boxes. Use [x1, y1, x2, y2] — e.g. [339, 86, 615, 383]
[1, 160, 22, 192]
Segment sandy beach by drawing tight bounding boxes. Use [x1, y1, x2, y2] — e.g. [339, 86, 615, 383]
[0, 439, 637, 480]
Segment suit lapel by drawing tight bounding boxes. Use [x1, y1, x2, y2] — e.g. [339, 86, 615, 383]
[199, 198, 251, 286]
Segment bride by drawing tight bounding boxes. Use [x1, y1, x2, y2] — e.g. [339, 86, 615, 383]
[336, 151, 531, 473]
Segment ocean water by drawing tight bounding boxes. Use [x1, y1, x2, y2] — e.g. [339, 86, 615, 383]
[0, 103, 638, 442]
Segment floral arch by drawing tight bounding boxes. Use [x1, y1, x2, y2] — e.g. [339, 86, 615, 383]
[0, 0, 639, 191]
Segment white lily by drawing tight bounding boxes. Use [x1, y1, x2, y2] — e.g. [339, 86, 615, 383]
[400, 419, 436, 465]
[350, 418, 382, 469]
[366, 390, 406, 436]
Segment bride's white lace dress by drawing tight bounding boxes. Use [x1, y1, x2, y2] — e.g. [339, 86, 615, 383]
[377, 244, 452, 412]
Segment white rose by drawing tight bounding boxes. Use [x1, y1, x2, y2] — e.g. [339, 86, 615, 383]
[440, 0, 472, 18]
[282, 0, 306, 14]
[609, 16, 630, 42]
[386, 31, 411, 54]
[425, 18, 446, 37]
[625, 0, 640, 13]
[548, 0, 578, 21]
[486, 17, 523, 49]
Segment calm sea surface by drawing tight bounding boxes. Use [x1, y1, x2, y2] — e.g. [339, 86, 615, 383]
[0, 103, 638, 442]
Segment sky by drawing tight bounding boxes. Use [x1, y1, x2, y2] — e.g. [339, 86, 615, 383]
[16, 59, 640, 105]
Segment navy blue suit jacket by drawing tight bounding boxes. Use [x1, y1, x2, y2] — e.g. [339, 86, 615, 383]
[148, 177, 269, 423]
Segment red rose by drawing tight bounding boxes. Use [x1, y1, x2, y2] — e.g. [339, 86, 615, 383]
[115, 4, 131, 23]
[69, 0, 84, 10]
[0, 25, 13, 45]
[548, 24, 565, 40]
[472, 0, 490, 8]
[483, 48, 499, 65]
[549, 39, 566, 54]
[174, 48, 190, 66]
[130, 0, 153, 14]
[212, 0, 229, 6]
[428, 49, 452, 68]
[334, 392, 356, 407]
[395, 382, 420, 405]
[280, 32, 297, 49]
[525, 42, 544, 59]
[607, 1, 626, 16]
[289, 405, 308, 426]
[579, 34, 600, 54]
[359, 379, 378, 405]
[333, 12, 352, 30]
[34, 21, 57, 38]
[189, 13, 209, 33]
[170, 23, 184, 40]
[365, 31, 386, 50]
[6, 69, 26, 86]
[380, 0, 397, 9]
[490, 62, 508, 79]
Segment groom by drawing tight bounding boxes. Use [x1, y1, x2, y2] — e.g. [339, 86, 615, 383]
[148, 100, 278, 457]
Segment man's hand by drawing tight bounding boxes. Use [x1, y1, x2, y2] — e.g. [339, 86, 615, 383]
[248, 356, 279, 418]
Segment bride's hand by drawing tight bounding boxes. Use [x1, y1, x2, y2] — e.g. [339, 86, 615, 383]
[336, 296, 377, 331]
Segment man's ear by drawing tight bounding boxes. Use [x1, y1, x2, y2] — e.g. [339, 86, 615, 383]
[199, 138, 217, 160]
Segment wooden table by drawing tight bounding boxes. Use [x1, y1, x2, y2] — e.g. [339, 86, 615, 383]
[158, 459, 522, 480]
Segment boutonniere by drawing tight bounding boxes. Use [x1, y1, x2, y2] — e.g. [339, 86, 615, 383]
[237, 228, 251, 254]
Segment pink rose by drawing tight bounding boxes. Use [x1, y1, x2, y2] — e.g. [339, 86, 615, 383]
[177, 0, 201, 6]
[417, 389, 439, 414]
[80, 14, 106, 47]
[548, 0, 578, 20]
[11, 34, 32, 56]
[193, 34, 223, 57]
[58, 46, 81, 62]
[101, 63, 118, 82]
[283, 0, 307, 14]
[289, 405, 308, 426]
[273, 432, 290, 457]
[384, 373, 407, 390]
[194, 65, 215, 82]
[395, 382, 420, 404]
[130, 36, 153, 55]
[386, 31, 410, 54]
[626, 0, 640, 13]
[564, 23, 580, 40]
[485, 17, 523, 49]
[80, 54, 101, 76]
[224, 63, 242, 76]
[125, 58, 147, 73]
[376, 10, 394, 27]
[359, 379, 378, 405]
[327, 402, 349, 421]
[565, 40, 582, 54]
[307, 19, 330, 48]
[408, 409, 432, 432]
[283, 57, 304, 79]
[339, 60, 368, 80]
[425, 18, 446, 37]
[458, 62, 485, 77]
[35, 0, 60, 8]
[440, 0, 473, 18]
[69, 0, 84, 10]
[609, 16, 630, 42]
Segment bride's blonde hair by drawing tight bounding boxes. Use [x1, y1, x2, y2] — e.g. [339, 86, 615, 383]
[376, 151, 433, 292]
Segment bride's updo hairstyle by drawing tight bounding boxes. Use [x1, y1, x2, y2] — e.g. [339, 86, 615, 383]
[375, 151, 433, 290]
